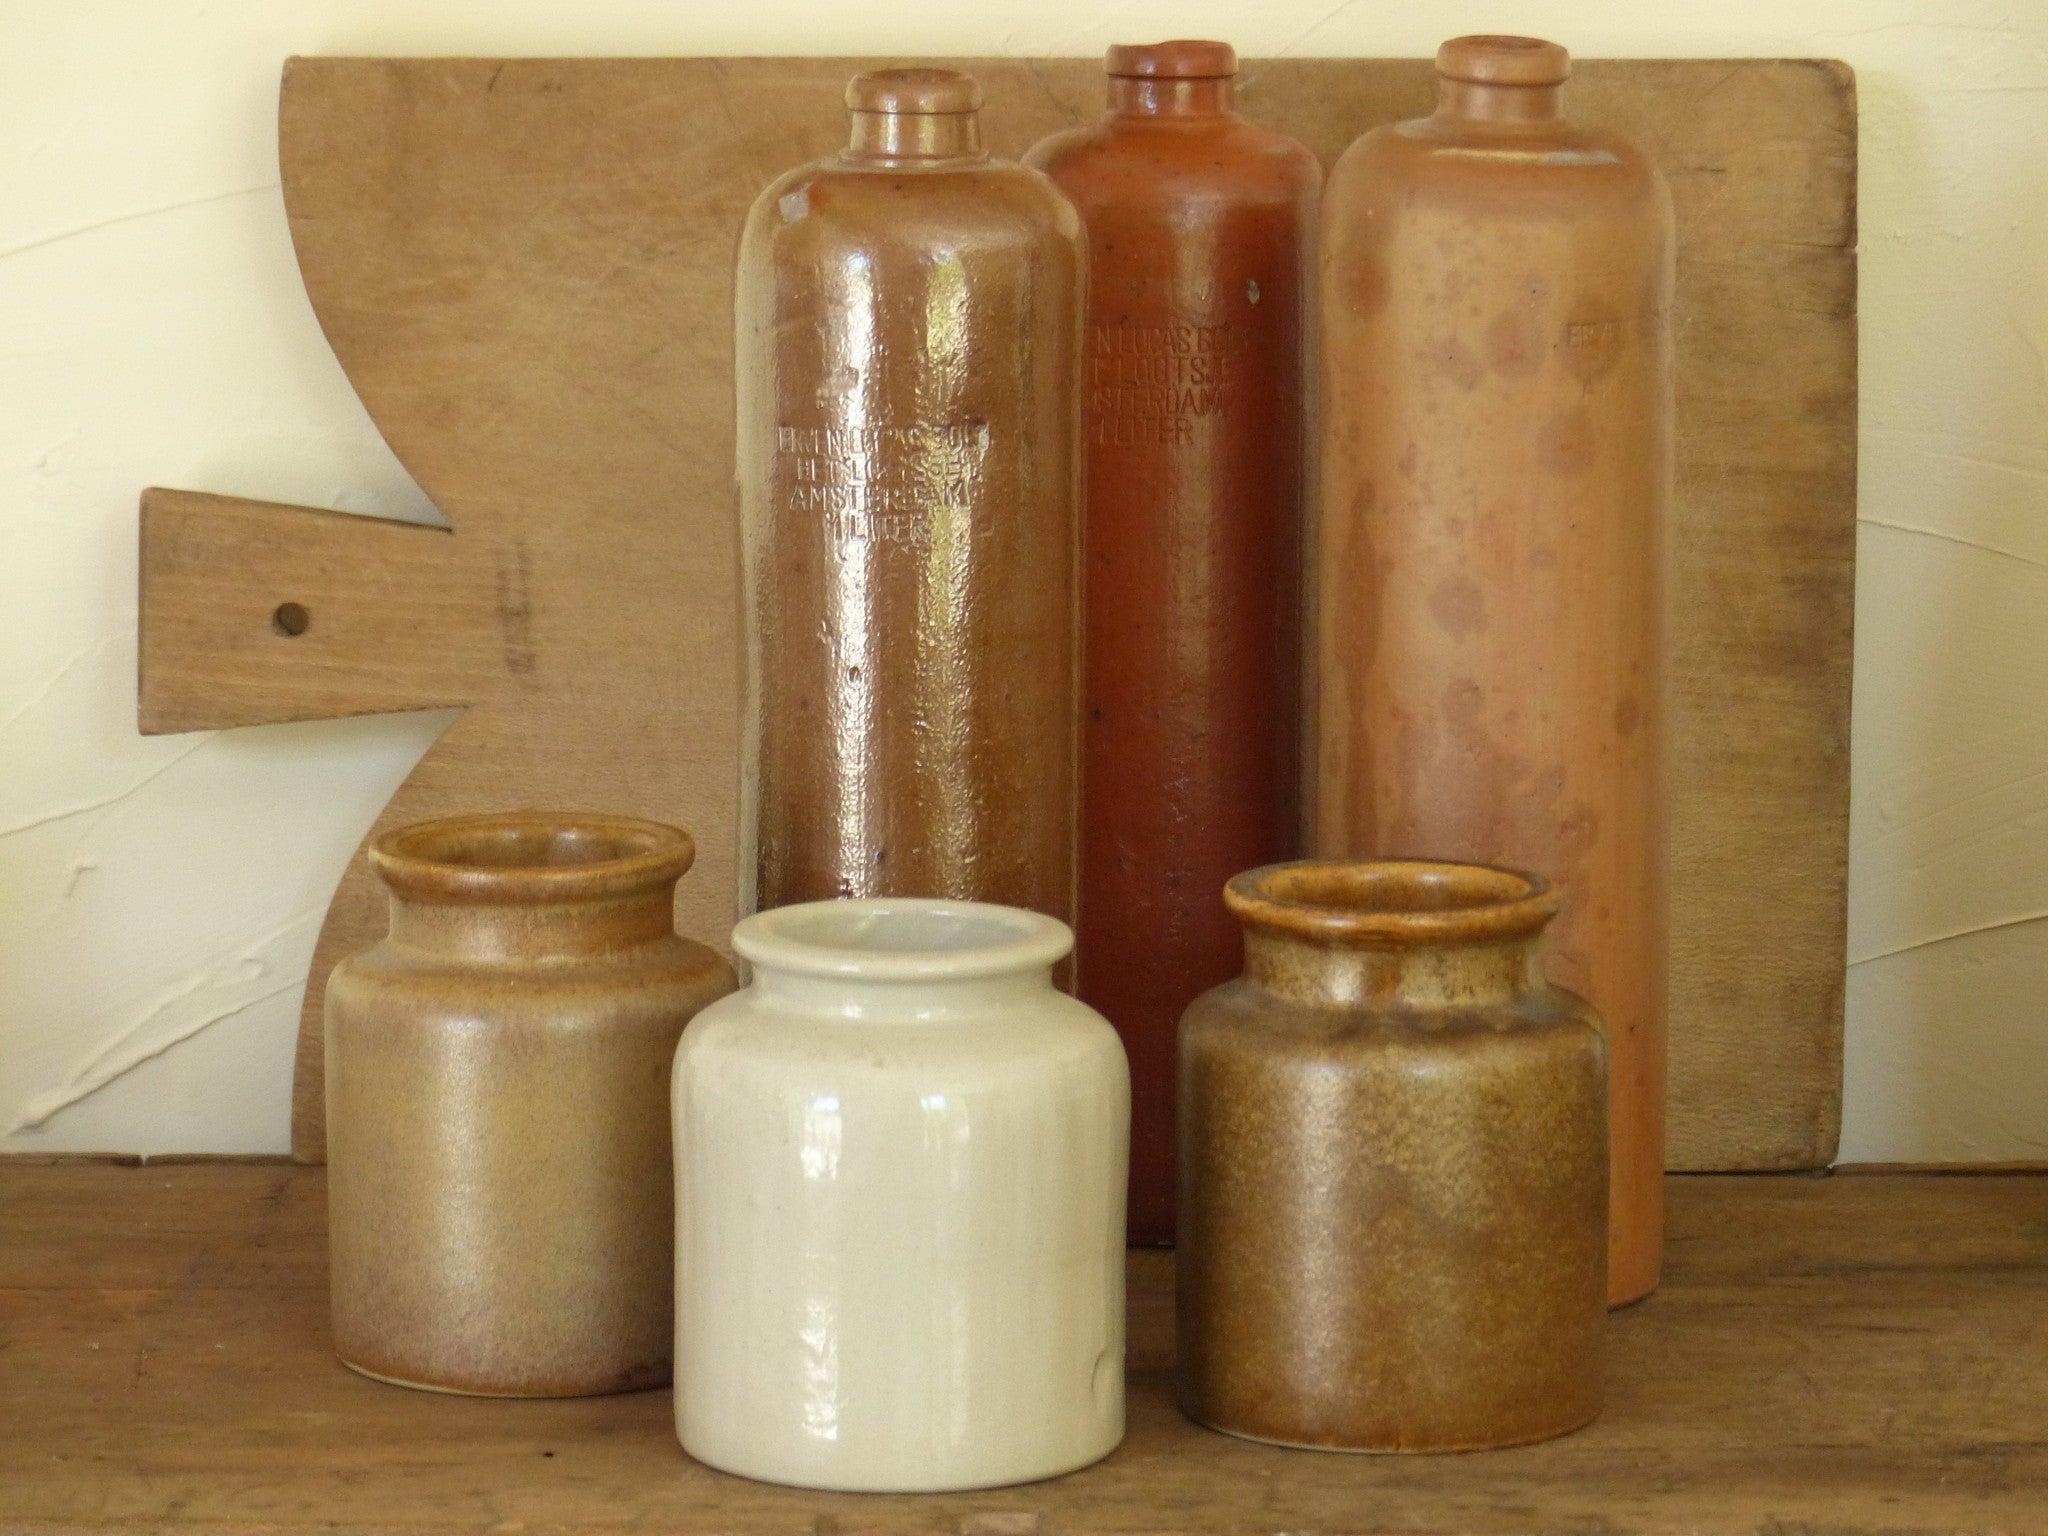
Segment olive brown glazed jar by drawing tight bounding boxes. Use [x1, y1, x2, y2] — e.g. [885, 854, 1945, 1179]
[738, 68, 1085, 939]
[1314, 35, 1672, 1304]
[1026, 41, 1318, 1246]
[324, 813, 735, 1396]
[1177, 859, 1608, 1452]
[673, 898, 1129, 1491]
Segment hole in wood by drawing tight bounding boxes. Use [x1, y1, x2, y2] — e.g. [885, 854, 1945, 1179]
[272, 602, 310, 637]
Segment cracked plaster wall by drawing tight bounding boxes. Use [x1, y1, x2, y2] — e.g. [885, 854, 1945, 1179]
[2, 0, 2042, 1160]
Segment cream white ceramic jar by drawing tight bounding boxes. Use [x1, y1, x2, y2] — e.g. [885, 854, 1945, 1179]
[672, 898, 1129, 1492]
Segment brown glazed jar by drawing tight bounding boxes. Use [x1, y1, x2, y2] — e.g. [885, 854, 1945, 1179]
[324, 813, 735, 1396]
[737, 69, 1085, 934]
[1314, 35, 1672, 1304]
[1177, 859, 1607, 1452]
[1026, 41, 1318, 1245]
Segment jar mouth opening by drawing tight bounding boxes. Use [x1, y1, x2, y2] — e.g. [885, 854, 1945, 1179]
[1226, 859, 1562, 948]
[371, 813, 694, 905]
[735, 898, 1072, 981]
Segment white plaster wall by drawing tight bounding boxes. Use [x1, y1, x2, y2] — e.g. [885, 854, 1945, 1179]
[2, 0, 2041, 1159]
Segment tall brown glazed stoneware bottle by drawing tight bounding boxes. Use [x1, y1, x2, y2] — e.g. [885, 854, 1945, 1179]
[1026, 42, 1318, 1245]
[738, 69, 1085, 935]
[1316, 36, 1673, 1305]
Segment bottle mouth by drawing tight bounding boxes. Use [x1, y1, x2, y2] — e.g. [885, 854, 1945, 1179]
[370, 813, 695, 905]
[735, 898, 1072, 982]
[1105, 39, 1236, 80]
[1225, 859, 1562, 948]
[1435, 35, 1571, 88]
[845, 67, 982, 116]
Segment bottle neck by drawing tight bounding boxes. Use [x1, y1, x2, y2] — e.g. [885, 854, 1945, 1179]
[845, 110, 986, 165]
[1433, 79, 1565, 130]
[386, 889, 677, 964]
[1108, 76, 1235, 119]
[747, 964, 1054, 1021]
[1243, 929, 1548, 1010]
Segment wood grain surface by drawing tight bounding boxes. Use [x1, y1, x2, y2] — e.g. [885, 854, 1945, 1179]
[1, 1164, 2038, 1533]
[135, 56, 1854, 1169]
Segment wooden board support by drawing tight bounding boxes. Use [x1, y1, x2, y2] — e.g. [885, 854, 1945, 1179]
[136, 56, 1855, 1168]
[3, 1165, 2041, 1533]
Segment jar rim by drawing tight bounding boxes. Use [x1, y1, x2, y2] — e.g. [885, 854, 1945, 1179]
[1225, 858, 1562, 948]
[735, 898, 1072, 982]
[370, 812, 695, 905]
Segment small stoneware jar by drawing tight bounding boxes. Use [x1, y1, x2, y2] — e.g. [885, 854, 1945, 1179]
[325, 813, 734, 1397]
[673, 898, 1129, 1491]
[1177, 859, 1607, 1452]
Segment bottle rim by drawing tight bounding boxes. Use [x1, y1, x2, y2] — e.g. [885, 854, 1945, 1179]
[735, 898, 1073, 982]
[845, 67, 983, 116]
[1105, 39, 1237, 80]
[1435, 35, 1571, 88]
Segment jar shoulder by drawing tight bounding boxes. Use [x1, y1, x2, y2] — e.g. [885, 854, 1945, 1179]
[678, 988, 1126, 1082]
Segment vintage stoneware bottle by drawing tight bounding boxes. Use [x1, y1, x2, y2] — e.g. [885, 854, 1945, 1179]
[324, 813, 734, 1396]
[1177, 859, 1608, 1451]
[1026, 40, 1318, 1245]
[673, 898, 1129, 1491]
[737, 68, 1085, 938]
[1315, 34, 1672, 1304]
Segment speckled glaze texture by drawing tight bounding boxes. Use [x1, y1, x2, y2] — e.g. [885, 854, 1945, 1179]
[1025, 41, 1318, 1245]
[1314, 36, 1672, 1305]
[673, 899, 1129, 1492]
[738, 69, 1085, 938]
[324, 814, 735, 1397]
[1177, 859, 1608, 1452]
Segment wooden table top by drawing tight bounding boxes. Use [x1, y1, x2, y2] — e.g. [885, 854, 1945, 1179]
[1, 1162, 2042, 1533]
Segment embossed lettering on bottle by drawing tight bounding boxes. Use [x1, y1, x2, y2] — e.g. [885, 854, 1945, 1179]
[1088, 323, 1246, 447]
[775, 419, 993, 548]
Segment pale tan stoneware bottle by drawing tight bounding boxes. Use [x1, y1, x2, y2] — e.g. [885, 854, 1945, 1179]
[1315, 34, 1673, 1304]
[1177, 859, 1608, 1452]
[324, 813, 734, 1396]
[736, 69, 1085, 941]
[1026, 40, 1318, 1245]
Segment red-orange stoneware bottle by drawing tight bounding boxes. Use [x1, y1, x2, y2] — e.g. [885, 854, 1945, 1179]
[1315, 35, 1673, 1305]
[1028, 42, 1318, 1244]
[737, 69, 1086, 936]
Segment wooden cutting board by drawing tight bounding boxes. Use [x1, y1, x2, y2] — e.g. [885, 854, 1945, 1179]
[137, 55, 1855, 1169]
